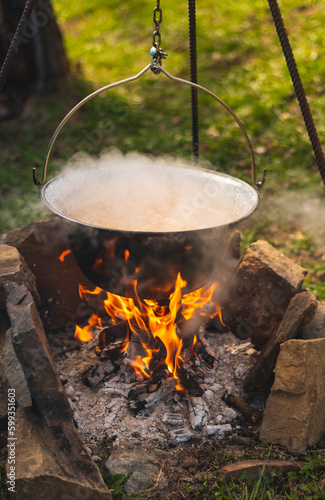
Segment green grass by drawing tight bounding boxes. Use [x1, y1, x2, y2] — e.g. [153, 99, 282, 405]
[1, 0, 325, 234]
[101, 444, 325, 499]
[163, 445, 325, 500]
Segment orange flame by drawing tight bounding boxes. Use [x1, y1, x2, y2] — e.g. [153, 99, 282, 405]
[75, 271, 222, 386]
[59, 249, 72, 262]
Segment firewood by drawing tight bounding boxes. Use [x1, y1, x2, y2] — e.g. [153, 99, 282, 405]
[224, 393, 262, 423]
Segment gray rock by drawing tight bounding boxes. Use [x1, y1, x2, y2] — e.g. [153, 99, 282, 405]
[0, 308, 11, 418]
[2, 329, 32, 407]
[3, 219, 94, 331]
[9, 407, 111, 500]
[0, 244, 40, 308]
[260, 338, 325, 451]
[300, 301, 325, 339]
[244, 290, 318, 391]
[4, 282, 73, 426]
[221, 240, 307, 349]
[104, 449, 161, 495]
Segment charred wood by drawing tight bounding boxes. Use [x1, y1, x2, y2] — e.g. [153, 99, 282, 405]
[97, 322, 129, 359]
[129, 378, 175, 412]
[176, 363, 204, 397]
[194, 336, 215, 368]
[224, 393, 262, 424]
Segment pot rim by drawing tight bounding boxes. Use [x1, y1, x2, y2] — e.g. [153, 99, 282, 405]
[40, 164, 260, 235]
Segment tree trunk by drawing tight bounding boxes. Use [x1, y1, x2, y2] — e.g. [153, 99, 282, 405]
[0, 0, 69, 117]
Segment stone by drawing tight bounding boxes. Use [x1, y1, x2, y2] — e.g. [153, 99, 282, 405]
[103, 449, 162, 495]
[244, 290, 318, 391]
[300, 301, 325, 340]
[0, 308, 11, 419]
[0, 244, 39, 308]
[260, 338, 325, 451]
[3, 218, 93, 331]
[221, 240, 307, 349]
[4, 282, 73, 426]
[9, 407, 111, 500]
[2, 329, 32, 407]
[220, 459, 301, 483]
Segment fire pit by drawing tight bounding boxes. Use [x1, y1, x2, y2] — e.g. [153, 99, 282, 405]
[2, 219, 325, 498]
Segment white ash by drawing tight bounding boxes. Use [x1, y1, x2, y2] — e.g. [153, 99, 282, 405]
[50, 329, 261, 453]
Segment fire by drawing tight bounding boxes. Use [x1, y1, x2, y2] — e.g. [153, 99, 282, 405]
[59, 249, 72, 262]
[74, 271, 223, 388]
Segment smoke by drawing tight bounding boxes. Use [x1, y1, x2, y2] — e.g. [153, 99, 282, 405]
[42, 149, 258, 233]
[255, 187, 325, 247]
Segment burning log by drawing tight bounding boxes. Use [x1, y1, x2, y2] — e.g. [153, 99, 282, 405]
[176, 362, 204, 397]
[193, 336, 215, 368]
[97, 322, 129, 359]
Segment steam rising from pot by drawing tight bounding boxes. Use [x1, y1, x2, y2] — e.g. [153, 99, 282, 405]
[42, 151, 257, 233]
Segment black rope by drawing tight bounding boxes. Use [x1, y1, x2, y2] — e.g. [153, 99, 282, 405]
[268, 0, 325, 185]
[188, 0, 199, 161]
[0, 0, 38, 93]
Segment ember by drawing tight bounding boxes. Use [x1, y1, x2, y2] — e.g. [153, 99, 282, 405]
[74, 270, 223, 391]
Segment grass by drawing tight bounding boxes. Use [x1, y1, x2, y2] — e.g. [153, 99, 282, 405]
[1, 0, 325, 233]
[101, 443, 325, 499]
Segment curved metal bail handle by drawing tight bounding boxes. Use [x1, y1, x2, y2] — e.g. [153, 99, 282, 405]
[33, 64, 152, 190]
[33, 62, 266, 193]
[159, 66, 266, 193]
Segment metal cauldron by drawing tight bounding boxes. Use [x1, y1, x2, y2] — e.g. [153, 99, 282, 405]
[33, 65, 265, 300]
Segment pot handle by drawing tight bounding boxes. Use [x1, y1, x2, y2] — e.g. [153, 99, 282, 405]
[33, 63, 266, 192]
[160, 67, 266, 192]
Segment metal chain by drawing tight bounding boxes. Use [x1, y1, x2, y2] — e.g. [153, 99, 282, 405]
[150, 0, 167, 73]
[152, 0, 162, 50]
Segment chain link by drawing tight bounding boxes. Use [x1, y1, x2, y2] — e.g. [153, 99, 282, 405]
[152, 0, 162, 49]
[150, 0, 167, 73]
